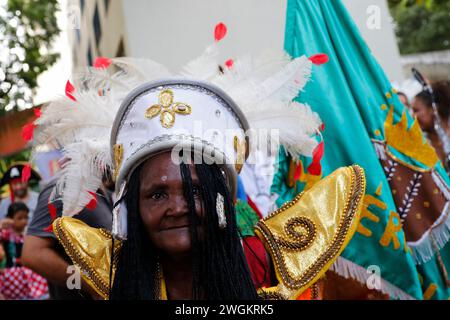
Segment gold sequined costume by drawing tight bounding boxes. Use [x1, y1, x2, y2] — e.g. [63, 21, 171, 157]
[53, 165, 366, 300]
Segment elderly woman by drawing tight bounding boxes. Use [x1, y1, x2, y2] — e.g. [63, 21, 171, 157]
[31, 29, 365, 300]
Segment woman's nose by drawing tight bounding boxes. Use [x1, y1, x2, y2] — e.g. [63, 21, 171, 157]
[169, 194, 189, 216]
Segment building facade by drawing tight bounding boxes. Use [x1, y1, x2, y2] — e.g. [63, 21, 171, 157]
[68, 0, 404, 82]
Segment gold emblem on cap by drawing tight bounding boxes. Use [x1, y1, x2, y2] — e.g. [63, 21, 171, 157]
[113, 143, 123, 180]
[234, 136, 246, 173]
[145, 89, 192, 128]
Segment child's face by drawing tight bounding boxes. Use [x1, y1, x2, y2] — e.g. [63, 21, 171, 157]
[12, 210, 29, 232]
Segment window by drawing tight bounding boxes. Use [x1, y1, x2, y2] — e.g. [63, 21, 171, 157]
[104, 0, 110, 12]
[93, 4, 101, 46]
[116, 38, 125, 57]
[80, 0, 85, 13]
[87, 45, 93, 66]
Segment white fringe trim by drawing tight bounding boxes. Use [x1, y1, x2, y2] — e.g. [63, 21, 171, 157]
[408, 201, 450, 265]
[329, 256, 416, 300]
[372, 140, 387, 160]
[408, 171, 450, 264]
[369, 145, 450, 265]
[432, 170, 450, 201]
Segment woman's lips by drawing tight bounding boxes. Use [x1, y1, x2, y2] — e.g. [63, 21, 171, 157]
[161, 225, 189, 231]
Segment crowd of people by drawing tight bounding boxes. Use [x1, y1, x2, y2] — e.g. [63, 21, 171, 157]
[0, 165, 47, 300]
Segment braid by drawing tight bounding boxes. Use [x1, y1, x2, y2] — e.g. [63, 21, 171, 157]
[185, 162, 258, 300]
[111, 166, 157, 300]
[111, 161, 259, 300]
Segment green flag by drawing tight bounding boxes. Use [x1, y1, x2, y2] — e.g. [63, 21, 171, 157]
[273, 0, 450, 300]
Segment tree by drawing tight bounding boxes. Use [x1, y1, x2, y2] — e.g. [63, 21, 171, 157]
[388, 0, 450, 55]
[0, 0, 60, 116]
[0, 148, 30, 178]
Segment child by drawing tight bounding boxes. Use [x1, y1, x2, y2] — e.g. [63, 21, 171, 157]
[0, 202, 48, 300]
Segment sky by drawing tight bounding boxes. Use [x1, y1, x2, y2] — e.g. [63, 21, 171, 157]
[33, 0, 72, 106]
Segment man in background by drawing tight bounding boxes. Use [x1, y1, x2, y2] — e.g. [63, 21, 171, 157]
[0, 163, 40, 224]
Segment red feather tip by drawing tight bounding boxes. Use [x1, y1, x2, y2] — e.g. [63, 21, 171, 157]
[65, 80, 76, 101]
[21, 164, 31, 183]
[21, 123, 37, 141]
[312, 141, 325, 161]
[34, 108, 42, 118]
[307, 141, 325, 176]
[48, 202, 57, 220]
[94, 57, 112, 69]
[225, 59, 234, 69]
[307, 162, 321, 176]
[86, 191, 98, 210]
[214, 22, 227, 42]
[293, 162, 303, 181]
[321, 123, 325, 131]
[309, 54, 329, 65]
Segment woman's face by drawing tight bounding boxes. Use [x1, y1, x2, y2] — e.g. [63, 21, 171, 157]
[412, 97, 434, 131]
[139, 152, 203, 258]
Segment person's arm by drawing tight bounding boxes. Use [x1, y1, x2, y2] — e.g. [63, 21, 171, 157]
[0, 243, 5, 262]
[0, 218, 13, 230]
[22, 235, 102, 299]
[0, 230, 5, 262]
[24, 181, 105, 299]
[22, 235, 71, 287]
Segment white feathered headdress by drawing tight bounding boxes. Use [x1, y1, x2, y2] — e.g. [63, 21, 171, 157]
[30, 23, 322, 237]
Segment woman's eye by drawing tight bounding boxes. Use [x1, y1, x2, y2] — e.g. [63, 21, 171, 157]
[192, 186, 201, 197]
[150, 192, 166, 200]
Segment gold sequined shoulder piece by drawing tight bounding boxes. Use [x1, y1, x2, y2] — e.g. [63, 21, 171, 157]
[255, 165, 366, 299]
[53, 217, 122, 300]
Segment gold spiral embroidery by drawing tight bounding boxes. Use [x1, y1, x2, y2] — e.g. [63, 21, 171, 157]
[273, 217, 316, 251]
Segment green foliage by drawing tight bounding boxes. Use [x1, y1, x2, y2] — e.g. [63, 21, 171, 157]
[388, 0, 450, 55]
[0, 0, 60, 116]
[0, 147, 40, 194]
[0, 147, 30, 177]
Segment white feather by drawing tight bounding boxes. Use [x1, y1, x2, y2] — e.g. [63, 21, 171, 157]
[72, 58, 172, 101]
[57, 140, 111, 216]
[245, 101, 321, 158]
[225, 56, 312, 108]
[209, 51, 318, 159]
[180, 44, 220, 80]
[111, 57, 171, 81]
[33, 89, 114, 216]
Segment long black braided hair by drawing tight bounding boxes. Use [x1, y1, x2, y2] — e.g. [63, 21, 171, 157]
[110, 161, 259, 300]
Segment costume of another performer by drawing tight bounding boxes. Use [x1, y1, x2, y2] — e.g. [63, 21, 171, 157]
[239, 151, 277, 217]
[29, 24, 367, 300]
